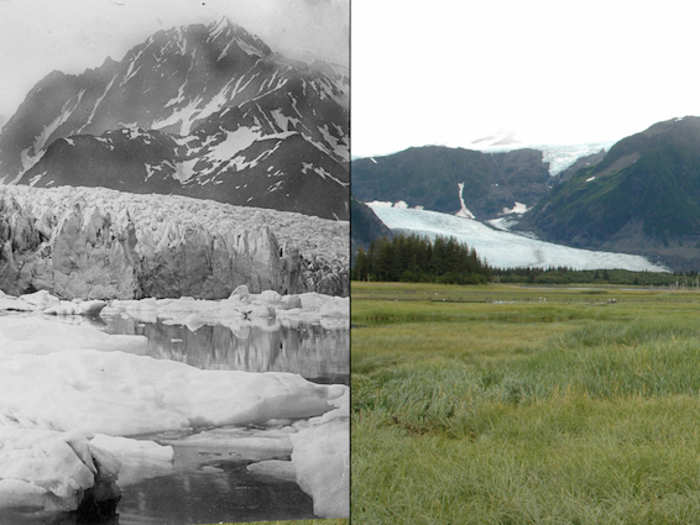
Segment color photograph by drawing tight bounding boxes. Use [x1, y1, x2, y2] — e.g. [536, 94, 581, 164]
[351, 1, 700, 524]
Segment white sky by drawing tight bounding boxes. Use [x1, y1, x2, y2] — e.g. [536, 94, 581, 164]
[351, 0, 700, 157]
[0, 0, 348, 119]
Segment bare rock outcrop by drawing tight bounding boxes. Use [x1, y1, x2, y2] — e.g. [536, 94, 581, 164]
[0, 185, 348, 298]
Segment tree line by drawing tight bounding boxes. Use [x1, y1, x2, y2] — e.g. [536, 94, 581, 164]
[351, 234, 696, 287]
[492, 267, 682, 286]
[351, 234, 490, 284]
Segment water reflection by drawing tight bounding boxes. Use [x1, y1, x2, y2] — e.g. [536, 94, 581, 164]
[101, 317, 349, 384]
[0, 313, 346, 525]
[117, 461, 314, 525]
[0, 462, 314, 525]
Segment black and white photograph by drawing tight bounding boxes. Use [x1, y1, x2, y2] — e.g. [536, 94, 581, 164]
[0, 0, 349, 523]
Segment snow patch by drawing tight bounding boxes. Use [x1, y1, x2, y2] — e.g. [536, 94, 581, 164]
[502, 201, 528, 215]
[173, 158, 199, 183]
[80, 74, 117, 132]
[20, 90, 86, 172]
[455, 182, 476, 219]
[153, 95, 203, 135]
[27, 172, 46, 187]
[487, 217, 519, 231]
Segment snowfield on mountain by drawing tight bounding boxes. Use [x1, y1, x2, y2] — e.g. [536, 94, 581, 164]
[0, 17, 349, 219]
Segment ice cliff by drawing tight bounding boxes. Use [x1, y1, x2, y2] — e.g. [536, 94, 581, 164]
[0, 185, 348, 299]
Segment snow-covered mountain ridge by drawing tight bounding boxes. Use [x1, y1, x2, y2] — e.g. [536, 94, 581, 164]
[0, 17, 349, 219]
[466, 132, 614, 175]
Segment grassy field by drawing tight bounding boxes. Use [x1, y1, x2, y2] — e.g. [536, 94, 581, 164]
[351, 282, 700, 525]
[219, 519, 349, 525]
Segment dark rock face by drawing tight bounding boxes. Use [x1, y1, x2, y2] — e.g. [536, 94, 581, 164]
[0, 186, 349, 298]
[22, 129, 348, 219]
[523, 117, 700, 270]
[350, 198, 391, 256]
[0, 18, 349, 220]
[351, 146, 550, 219]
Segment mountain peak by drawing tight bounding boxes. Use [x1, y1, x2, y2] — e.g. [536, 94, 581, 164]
[205, 16, 271, 58]
[208, 15, 234, 35]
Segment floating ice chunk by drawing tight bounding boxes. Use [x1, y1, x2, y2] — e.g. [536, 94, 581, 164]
[319, 296, 349, 318]
[101, 290, 349, 330]
[17, 290, 61, 310]
[1, 290, 107, 317]
[278, 294, 302, 310]
[260, 290, 282, 304]
[89, 434, 174, 486]
[246, 459, 296, 482]
[0, 426, 120, 513]
[167, 426, 293, 462]
[0, 316, 147, 356]
[0, 350, 339, 436]
[291, 419, 349, 518]
[43, 299, 107, 316]
[0, 478, 54, 512]
[0, 294, 34, 312]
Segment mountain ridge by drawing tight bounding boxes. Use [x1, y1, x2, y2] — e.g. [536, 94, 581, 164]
[351, 145, 552, 220]
[521, 116, 700, 270]
[0, 17, 349, 219]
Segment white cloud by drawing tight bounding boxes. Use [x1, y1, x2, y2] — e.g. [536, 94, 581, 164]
[351, 0, 700, 157]
[0, 0, 348, 118]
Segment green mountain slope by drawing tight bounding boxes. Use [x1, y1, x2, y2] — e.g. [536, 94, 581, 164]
[524, 117, 700, 270]
[352, 146, 551, 218]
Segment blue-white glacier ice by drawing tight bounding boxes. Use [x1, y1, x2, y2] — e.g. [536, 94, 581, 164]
[369, 204, 667, 272]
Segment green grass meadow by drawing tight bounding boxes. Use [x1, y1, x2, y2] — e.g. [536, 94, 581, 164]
[351, 282, 700, 524]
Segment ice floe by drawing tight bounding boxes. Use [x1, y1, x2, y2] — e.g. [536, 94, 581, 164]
[0, 426, 120, 515]
[0, 294, 349, 518]
[102, 290, 349, 331]
[0, 315, 146, 355]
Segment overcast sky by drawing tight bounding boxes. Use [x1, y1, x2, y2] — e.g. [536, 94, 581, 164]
[352, 0, 700, 157]
[0, 0, 348, 119]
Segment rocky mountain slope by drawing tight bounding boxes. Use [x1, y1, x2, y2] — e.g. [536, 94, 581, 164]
[350, 197, 391, 255]
[351, 146, 551, 220]
[0, 18, 349, 219]
[522, 116, 700, 270]
[0, 185, 348, 299]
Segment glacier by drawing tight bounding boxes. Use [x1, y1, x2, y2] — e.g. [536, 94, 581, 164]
[469, 140, 615, 175]
[0, 184, 349, 298]
[368, 204, 668, 272]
